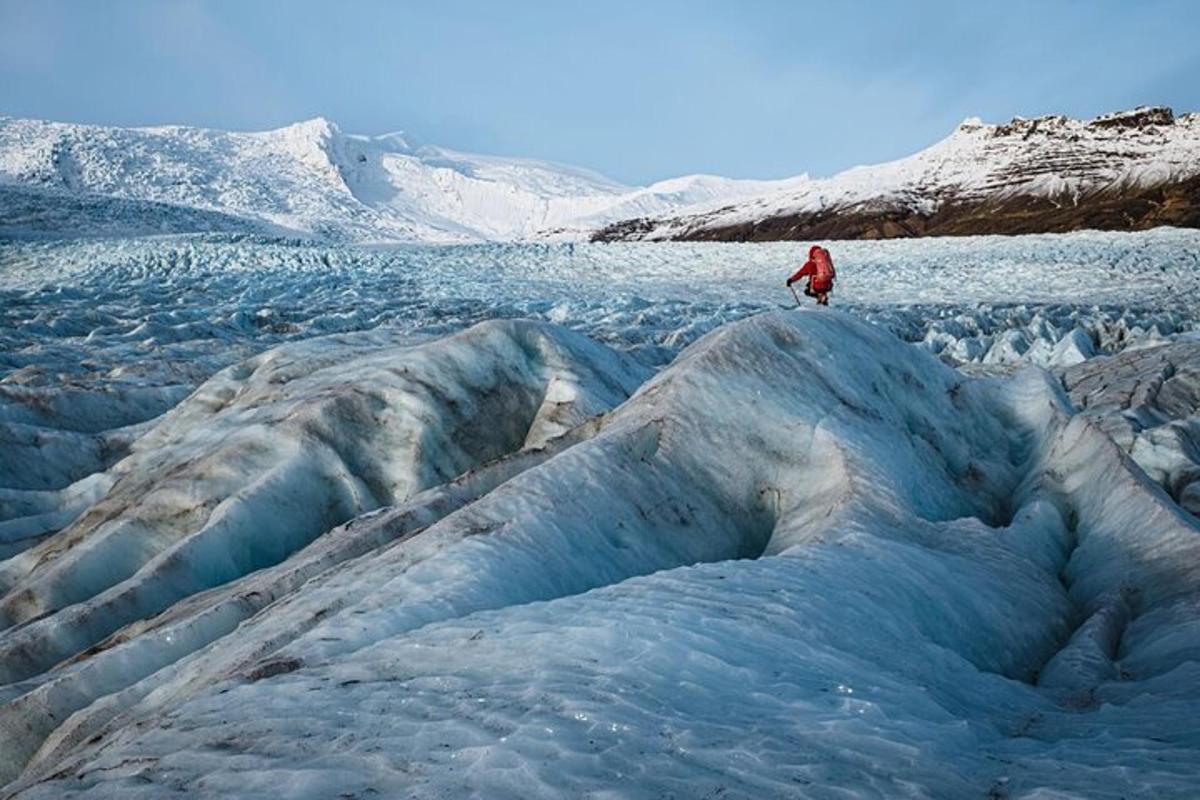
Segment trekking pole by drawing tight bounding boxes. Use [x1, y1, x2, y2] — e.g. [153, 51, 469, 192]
[788, 283, 802, 307]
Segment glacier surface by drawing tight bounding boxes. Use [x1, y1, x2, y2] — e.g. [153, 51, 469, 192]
[1, 230, 1199, 798]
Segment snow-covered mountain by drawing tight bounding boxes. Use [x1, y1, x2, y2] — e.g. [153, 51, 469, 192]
[0, 115, 802, 242]
[596, 106, 1200, 241]
[5, 106, 1195, 244]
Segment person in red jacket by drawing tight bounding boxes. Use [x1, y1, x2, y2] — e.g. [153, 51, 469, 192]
[786, 245, 836, 305]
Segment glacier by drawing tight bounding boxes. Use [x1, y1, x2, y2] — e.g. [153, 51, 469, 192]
[1, 230, 1200, 798]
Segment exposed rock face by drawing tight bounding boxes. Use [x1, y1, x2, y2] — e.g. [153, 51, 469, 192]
[598, 175, 1200, 242]
[594, 107, 1200, 242]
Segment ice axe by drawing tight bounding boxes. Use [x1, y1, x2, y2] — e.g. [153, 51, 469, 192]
[787, 282, 802, 307]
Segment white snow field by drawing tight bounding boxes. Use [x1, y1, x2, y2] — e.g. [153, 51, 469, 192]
[1, 229, 1200, 798]
[0, 116, 804, 243]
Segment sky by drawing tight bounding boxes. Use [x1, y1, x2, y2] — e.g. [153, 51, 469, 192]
[1, 0, 1198, 185]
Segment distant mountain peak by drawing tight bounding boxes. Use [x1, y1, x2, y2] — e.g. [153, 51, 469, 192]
[0, 114, 796, 242]
[594, 105, 1200, 242]
[1088, 105, 1175, 128]
[284, 115, 338, 132]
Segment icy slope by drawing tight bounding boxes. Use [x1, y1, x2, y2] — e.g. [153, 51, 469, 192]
[1064, 340, 1200, 515]
[0, 184, 294, 240]
[0, 320, 647, 681]
[596, 106, 1200, 241]
[1, 311, 1199, 797]
[0, 116, 798, 242]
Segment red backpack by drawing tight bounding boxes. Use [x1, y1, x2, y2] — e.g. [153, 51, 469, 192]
[811, 246, 836, 287]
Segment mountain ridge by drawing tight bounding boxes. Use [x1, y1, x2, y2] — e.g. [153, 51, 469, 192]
[2, 106, 1197, 243]
[0, 114, 801, 242]
[594, 105, 1200, 241]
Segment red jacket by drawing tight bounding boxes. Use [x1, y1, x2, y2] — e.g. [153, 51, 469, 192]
[788, 245, 836, 292]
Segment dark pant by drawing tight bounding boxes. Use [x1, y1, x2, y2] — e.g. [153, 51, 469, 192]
[804, 284, 831, 305]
